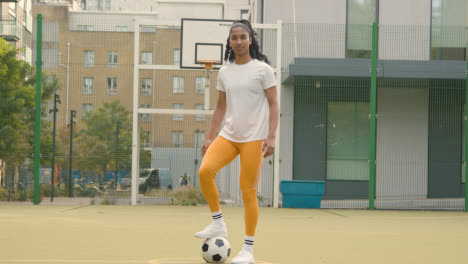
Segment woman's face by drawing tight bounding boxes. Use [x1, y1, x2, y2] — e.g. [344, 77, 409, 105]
[229, 26, 252, 57]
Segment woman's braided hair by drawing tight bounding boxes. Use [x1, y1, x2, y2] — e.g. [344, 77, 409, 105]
[224, 19, 270, 65]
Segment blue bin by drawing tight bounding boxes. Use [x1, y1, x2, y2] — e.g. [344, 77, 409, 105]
[280, 180, 325, 209]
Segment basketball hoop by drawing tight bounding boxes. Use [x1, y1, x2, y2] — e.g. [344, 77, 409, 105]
[197, 60, 221, 70]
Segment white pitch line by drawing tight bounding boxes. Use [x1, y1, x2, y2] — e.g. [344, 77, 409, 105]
[0, 260, 148, 263]
[0, 258, 273, 264]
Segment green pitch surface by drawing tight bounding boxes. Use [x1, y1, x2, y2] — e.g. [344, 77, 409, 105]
[0, 205, 467, 264]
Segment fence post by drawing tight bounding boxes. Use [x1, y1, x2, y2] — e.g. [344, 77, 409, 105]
[465, 55, 468, 212]
[33, 14, 43, 205]
[369, 22, 378, 210]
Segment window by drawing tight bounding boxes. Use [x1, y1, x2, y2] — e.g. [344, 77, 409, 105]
[172, 131, 183, 148]
[346, 0, 377, 58]
[107, 51, 118, 68]
[241, 10, 249, 20]
[173, 49, 180, 66]
[193, 130, 205, 148]
[78, 25, 94, 31]
[141, 52, 152, 65]
[173, 76, 184, 93]
[195, 104, 205, 121]
[141, 79, 152, 96]
[172, 104, 184, 121]
[105, 0, 111, 10]
[141, 26, 156, 33]
[327, 101, 370, 181]
[107, 78, 118, 95]
[143, 131, 150, 148]
[431, 0, 467, 61]
[116, 26, 128, 32]
[84, 51, 95, 68]
[195, 77, 205, 94]
[83, 77, 94, 94]
[82, 104, 94, 118]
[98, 0, 103, 10]
[140, 105, 151, 122]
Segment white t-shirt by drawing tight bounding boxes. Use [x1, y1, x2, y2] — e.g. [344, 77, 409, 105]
[216, 59, 277, 143]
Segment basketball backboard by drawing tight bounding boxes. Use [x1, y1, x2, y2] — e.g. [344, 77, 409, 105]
[180, 18, 235, 69]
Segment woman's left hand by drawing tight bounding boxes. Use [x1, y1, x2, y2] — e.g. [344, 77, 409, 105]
[262, 137, 275, 157]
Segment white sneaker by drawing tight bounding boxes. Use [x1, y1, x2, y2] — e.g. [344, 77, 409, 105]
[194, 222, 228, 238]
[230, 249, 255, 264]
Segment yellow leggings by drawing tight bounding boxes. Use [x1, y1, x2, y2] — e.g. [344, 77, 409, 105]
[198, 136, 264, 237]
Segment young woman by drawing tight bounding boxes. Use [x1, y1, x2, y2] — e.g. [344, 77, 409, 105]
[194, 19, 279, 264]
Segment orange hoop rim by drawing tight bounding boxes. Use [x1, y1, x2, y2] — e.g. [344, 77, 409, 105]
[197, 60, 221, 70]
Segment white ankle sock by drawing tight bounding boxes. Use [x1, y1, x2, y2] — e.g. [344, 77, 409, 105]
[243, 235, 254, 253]
[211, 210, 224, 224]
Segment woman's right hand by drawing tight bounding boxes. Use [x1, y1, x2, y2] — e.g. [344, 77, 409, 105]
[201, 139, 212, 157]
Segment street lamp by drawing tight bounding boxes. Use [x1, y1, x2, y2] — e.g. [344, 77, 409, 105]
[49, 93, 60, 201]
[193, 129, 200, 187]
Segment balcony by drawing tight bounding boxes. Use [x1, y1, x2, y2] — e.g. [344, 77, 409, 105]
[0, 20, 21, 42]
[25, 13, 33, 33]
[0, 0, 19, 2]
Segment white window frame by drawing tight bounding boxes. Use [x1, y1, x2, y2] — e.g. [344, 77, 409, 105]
[172, 76, 184, 94]
[172, 131, 183, 148]
[83, 77, 94, 95]
[141, 78, 152, 96]
[140, 105, 151, 122]
[107, 77, 118, 95]
[241, 9, 249, 20]
[108, 51, 119, 68]
[116, 26, 128, 32]
[142, 51, 152, 65]
[78, 25, 94, 31]
[84, 50, 95, 68]
[195, 77, 205, 94]
[172, 104, 184, 121]
[141, 26, 156, 33]
[173, 49, 180, 66]
[105, 0, 111, 10]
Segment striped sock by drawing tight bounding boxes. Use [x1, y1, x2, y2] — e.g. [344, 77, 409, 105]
[211, 210, 224, 224]
[243, 236, 255, 253]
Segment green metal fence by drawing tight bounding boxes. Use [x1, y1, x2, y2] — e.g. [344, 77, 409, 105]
[1, 14, 467, 211]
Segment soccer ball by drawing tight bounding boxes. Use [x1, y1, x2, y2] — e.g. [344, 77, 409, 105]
[201, 237, 231, 263]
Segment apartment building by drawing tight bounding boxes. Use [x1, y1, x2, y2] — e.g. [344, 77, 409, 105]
[32, 1, 251, 150]
[78, 0, 252, 20]
[1, 0, 33, 64]
[252, 0, 468, 204]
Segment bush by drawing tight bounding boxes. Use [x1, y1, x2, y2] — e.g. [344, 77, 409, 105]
[171, 186, 207, 206]
[100, 195, 116, 205]
[39, 184, 68, 198]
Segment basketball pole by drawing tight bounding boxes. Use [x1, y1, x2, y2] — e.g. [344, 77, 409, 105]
[203, 62, 213, 113]
[131, 19, 140, 205]
[273, 20, 282, 208]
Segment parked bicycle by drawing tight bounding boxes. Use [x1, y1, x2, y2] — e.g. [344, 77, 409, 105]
[73, 179, 100, 197]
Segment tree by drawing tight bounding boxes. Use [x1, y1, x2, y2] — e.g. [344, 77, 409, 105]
[77, 100, 149, 182]
[0, 38, 60, 189]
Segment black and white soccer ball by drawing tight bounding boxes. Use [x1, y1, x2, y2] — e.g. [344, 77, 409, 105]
[201, 237, 231, 263]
